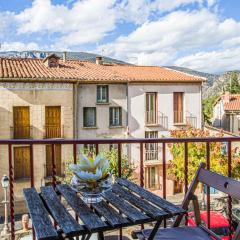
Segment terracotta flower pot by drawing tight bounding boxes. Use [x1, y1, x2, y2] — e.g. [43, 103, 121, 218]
[22, 214, 29, 231]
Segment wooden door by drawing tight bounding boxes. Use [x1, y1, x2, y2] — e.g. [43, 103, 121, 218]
[146, 93, 157, 124]
[46, 144, 62, 177]
[173, 92, 183, 123]
[14, 146, 30, 179]
[45, 106, 61, 138]
[13, 107, 30, 138]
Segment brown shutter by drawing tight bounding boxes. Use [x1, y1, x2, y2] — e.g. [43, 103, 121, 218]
[13, 107, 30, 138]
[46, 144, 62, 177]
[45, 106, 61, 138]
[173, 93, 183, 123]
[14, 146, 30, 179]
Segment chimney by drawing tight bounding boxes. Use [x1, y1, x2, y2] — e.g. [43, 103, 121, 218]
[63, 52, 67, 62]
[224, 91, 230, 103]
[96, 56, 103, 65]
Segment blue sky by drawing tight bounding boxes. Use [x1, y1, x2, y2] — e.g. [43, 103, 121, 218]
[0, 0, 240, 73]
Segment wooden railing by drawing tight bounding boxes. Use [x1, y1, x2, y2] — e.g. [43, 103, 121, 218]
[1, 136, 238, 239]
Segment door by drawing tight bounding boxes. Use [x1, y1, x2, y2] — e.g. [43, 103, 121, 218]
[13, 107, 30, 138]
[146, 93, 157, 124]
[14, 146, 30, 179]
[46, 144, 62, 177]
[45, 106, 61, 138]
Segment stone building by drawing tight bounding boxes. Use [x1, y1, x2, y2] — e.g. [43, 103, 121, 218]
[0, 54, 204, 214]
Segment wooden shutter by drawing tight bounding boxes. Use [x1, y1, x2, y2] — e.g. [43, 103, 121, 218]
[146, 93, 157, 124]
[45, 106, 61, 138]
[46, 144, 62, 177]
[173, 93, 183, 123]
[14, 146, 30, 179]
[13, 107, 30, 138]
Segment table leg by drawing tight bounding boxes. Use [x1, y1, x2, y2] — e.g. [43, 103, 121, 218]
[148, 220, 162, 240]
[85, 234, 92, 240]
[98, 232, 104, 240]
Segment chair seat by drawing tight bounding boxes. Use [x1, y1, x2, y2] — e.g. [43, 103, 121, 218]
[141, 226, 212, 240]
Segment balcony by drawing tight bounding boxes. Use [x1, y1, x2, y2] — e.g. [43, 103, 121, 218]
[10, 126, 33, 139]
[174, 111, 198, 127]
[1, 136, 239, 239]
[145, 111, 168, 129]
[44, 125, 64, 138]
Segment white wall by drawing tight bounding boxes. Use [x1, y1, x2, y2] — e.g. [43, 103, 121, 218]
[128, 83, 202, 166]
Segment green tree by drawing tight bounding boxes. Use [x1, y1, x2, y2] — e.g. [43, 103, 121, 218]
[203, 95, 219, 124]
[167, 128, 240, 183]
[226, 72, 240, 94]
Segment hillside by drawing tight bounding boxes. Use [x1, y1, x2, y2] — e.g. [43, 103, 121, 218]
[166, 66, 240, 99]
[0, 50, 127, 65]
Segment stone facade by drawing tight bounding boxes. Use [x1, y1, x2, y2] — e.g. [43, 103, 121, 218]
[0, 82, 74, 215]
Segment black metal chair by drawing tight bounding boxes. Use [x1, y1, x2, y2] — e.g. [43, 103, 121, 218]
[134, 162, 240, 240]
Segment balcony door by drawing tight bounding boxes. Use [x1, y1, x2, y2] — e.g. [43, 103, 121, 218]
[45, 106, 61, 138]
[14, 146, 30, 179]
[46, 144, 62, 177]
[173, 92, 184, 123]
[145, 131, 158, 161]
[13, 106, 30, 138]
[146, 93, 157, 124]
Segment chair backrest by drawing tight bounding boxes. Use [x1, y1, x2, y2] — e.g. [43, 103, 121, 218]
[197, 166, 240, 200]
[173, 162, 240, 240]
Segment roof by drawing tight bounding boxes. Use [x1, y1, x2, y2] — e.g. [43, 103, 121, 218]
[223, 94, 240, 111]
[0, 57, 204, 83]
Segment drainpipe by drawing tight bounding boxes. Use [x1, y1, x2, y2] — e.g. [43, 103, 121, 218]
[73, 82, 79, 139]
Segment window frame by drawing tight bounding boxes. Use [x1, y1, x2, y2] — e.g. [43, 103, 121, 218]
[109, 107, 122, 127]
[83, 107, 97, 128]
[97, 85, 109, 103]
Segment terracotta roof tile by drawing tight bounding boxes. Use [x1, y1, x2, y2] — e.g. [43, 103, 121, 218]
[0, 57, 204, 83]
[224, 95, 240, 111]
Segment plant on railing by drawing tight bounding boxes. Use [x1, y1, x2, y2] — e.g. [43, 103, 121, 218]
[57, 148, 135, 184]
[167, 128, 240, 184]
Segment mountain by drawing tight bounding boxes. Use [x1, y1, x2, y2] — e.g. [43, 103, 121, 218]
[166, 66, 240, 99]
[166, 66, 220, 98]
[0, 50, 128, 65]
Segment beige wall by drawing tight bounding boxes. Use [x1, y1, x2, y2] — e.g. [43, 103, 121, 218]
[77, 84, 128, 150]
[0, 82, 74, 214]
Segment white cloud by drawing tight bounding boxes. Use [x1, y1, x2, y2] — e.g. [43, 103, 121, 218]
[15, 0, 117, 47]
[99, 8, 240, 72]
[175, 48, 240, 73]
[0, 42, 40, 51]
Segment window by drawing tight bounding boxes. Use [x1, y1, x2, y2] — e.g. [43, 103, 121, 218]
[46, 145, 62, 177]
[14, 146, 30, 179]
[83, 107, 96, 127]
[13, 106, 30, 139]
[173, 92, 184, 123]
[146, 93, 157, 124]
[109, 107, 122, 126]
[97, 85, 109, 103]
[147, 167, 156, 188]
[145, 131, 158, 161]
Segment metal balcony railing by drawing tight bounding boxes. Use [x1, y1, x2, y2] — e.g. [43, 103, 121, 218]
[44, 125, 64, 138]
[145, 111, 168, 129]
[1, 136, 238, 239]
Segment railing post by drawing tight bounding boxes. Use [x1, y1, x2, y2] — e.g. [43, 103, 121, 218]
[117, 143, 122, 240]
[8, 144, 15, 240]
[30, 144, 34, 188]
[227, 141, 232, 239]
[140, 143, 144, 188]
[206, 142, 210, 230]
[162, 142, 166, 228]
[184, 142, 188, 225]
[51, 144, 56, 189]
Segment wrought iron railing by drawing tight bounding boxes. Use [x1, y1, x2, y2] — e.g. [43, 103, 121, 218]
[1, 136, 238, 239]
[10, 126, 33, 139]
[145, 111, 168, 129]
[44, 125, 63, 138]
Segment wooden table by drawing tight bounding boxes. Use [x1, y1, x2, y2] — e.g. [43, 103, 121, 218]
[23, 178, 185, 240]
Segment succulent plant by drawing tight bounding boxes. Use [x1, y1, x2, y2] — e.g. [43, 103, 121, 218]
[69, 154, 109, 186]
